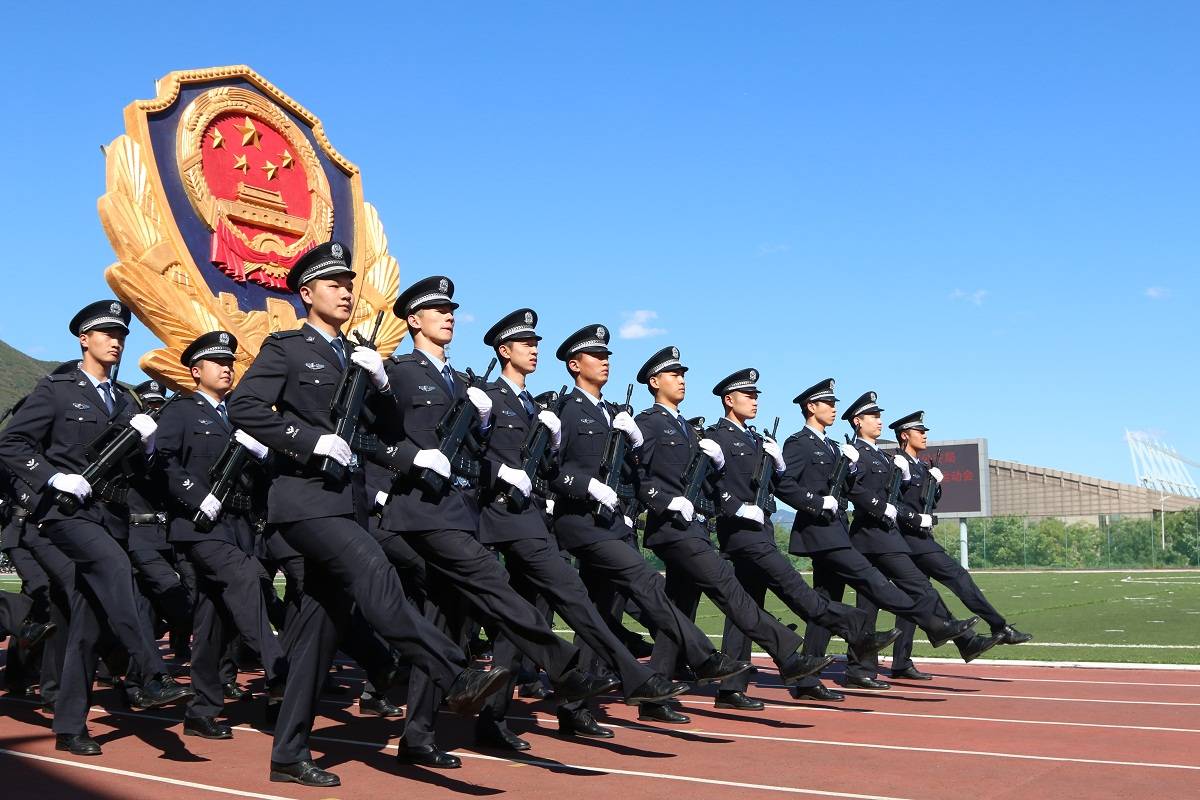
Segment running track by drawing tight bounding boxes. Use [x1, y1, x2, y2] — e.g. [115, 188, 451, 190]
[0, 654, 1196, 799]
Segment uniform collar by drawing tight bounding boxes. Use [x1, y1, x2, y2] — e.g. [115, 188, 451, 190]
[576, 386, 605, 409]
[415, 347, 449, 374]
[303, 321, 343, 346]
[654, 401, 681, 417]
[500, 374, 526, 395]
[193, 389, 224, 409]
[804, 423, 826, 439]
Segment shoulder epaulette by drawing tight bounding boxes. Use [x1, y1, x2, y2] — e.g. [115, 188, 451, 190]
[390, 352, 419, 363]
[268, 329, 305, 340]
[46, 373, 74, 383]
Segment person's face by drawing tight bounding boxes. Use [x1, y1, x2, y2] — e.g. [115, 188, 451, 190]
[300, 275, 354, 323]
[725, 390, 758, 419]
[571, 352, 610, 386]
[80, 328, 125, 367]
[906, 428, 928, 451]
[408, 304, 455, 347]
[855, 412, 883, 439]
[191, 357, 235, 395]
[807, 399, 837, 427]
[649, 369, 686, 405]
[501, 338, 539, 375]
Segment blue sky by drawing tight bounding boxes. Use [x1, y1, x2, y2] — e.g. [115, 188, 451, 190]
[2, 3, 1196, 485]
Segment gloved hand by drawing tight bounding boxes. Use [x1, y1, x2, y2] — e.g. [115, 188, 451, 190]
[698, 438, 725, 470]
[884, 503, 898, 522]
[413, 448, 452, 478]
[466, 386, 493, 428]
[763, 438, 786, 472]
[587, 478, 619, 510]
[623, 515, 635, 530]
[375, 490, 390, 510]
[667, 496, 694, 522]
[199, 493, 222, 521]
[930, 467, 944, 483]
[497, 464, 533, 497]
[736, 504, 765, 525]
[234, 429, 269, 460]
[893, 455, 911, 480]
[537, 409, 562, 450]
[314, 434, 352, 467]
[350, 346, 389, 390]
[129, 413, 157, 442]
[821, 495, 839, 512]
[611, 411, 644, 447]
[49, 473, 91, 502]
[919, 513, 934, 529]
[545, 498, 556, 515]
[839, 442, 860, 463]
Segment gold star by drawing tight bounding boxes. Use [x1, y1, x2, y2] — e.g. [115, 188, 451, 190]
[279, 150, 293, 169]
[236, 116, 261, 148]
[262, 160, 279, 180]
[210, 129, 224, 149]
[233, 153, 249, 173]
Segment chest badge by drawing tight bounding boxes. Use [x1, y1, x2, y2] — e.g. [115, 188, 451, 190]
[304, 362, 325, 370]
[418, 385, 436, 392]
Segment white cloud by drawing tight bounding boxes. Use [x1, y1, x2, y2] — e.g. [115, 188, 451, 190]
[949, 288, 988, 306]
[1145, 286, 1169, 300]
[619, 310, 666, 340]
[756, 243, 791, 257]
[457, 312, 476, 323]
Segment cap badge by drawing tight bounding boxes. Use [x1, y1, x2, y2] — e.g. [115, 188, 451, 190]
[524, 311, 533, 324]
[109, 302, 121, 314]
[749, 369, 757, 381]
[830, 379, 836, 390]
[438, 278, 449, 293]
[330, 242, 343, 259]
[596, 326, 606, 338]
[150, 381, 159, 391]
[219, 332, 230, 345]
[671, 346, 679, 359]
[868, 391, 876, 402]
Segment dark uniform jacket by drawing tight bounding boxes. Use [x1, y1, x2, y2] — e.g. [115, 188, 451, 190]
[895, 451, 943, 556]
[374, 351, 480, 534]
[847, 439, 910, 555]
[0, 365, 144, 534]
[476, 380, 555, 545]
[548, 387, 638, 551]
[706, 418, 778, 553]
[775, 426, 856, 556]
[634, 404, 716, 549]
[227, 323, 411, 525]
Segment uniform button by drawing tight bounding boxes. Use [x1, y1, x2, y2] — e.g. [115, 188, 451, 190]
[314, 379, 321, 384]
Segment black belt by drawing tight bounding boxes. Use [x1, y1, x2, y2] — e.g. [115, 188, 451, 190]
[129, 513, 164, 525]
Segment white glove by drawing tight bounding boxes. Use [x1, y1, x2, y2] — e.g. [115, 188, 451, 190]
[234, 429, 269, 460]
[199, 493, 222, 521]
[350, 346, 389, 390]
[50, 473, 92, 502]
[698, 438, 725, 470]
[466, 386, 492, 427]
[929, 467, 944, 483]
[413, 448, 452, 478]
[537, 409, 562, 450]
[497, 463, 533, 497]
[892, 455, 911, 481]
[919, 513, 934, 529]
[736, 504, 765, 525]
[821, 495, 839, 512]
[314, 434, 352, 467]
[884, 503, 898, 522]
[839, 442, 860, 463]
[763, 439, 786, 472]
[623, 515, 634, 529]
[374, 490, 390, 510]
[610, 411, 644, 447]
[667, 496, 694, 522]
[587, 478, 619, 510]
[129, 413, 158, 441]
[545, 498, 555, 515]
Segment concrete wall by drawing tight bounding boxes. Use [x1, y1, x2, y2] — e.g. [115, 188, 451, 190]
[989, 458, 1199, 521]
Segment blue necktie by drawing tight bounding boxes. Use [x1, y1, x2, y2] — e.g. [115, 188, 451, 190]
[676, 414, 692, 441]
[97, 381, 114, 415]
[441, 364, 455, 394]
[330, 337, 347, 370]
[519, 390, 535, 418]
[216, 401, 231, 430]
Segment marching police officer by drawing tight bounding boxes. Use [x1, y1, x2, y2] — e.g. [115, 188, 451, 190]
[227, 245, 513, 787]
[0, 300, 193, 755]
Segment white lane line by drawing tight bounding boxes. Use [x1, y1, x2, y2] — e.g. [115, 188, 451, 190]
[965, 676, 1200, 687]
[831, 687, 1200, 706]
[0, 748, 296, 799]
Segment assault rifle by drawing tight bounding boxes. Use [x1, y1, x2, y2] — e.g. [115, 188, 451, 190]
[418, 357, 497, 494]
[192, 435, 252, 533]
[504, 385, 569, 512]
[751, 416, 781, 513]
[320, 311, 385, 483]
[823, 433, 854, 520]
[920, 448, 943, 526]
[674, 416, 712, 528]
[593, 383, 634, 525]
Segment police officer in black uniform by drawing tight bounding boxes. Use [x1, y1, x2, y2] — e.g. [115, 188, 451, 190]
[227, 245, 512, 787]
[0, 464, 56, 695]
[0, 300, 193, 755]
[778, 380, 978, 701]
[885, 411, 1032, 679]
[474, 309, 686, 750]
[705, 369, 901, 709]
[157, 331, 288, 739]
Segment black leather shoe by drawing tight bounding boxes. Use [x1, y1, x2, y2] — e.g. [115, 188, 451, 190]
[625, 674, 689, 705]
[56, 733, 101, 756]
[137, 674, 194, 708]
[927, 616, 978, 648]
[397, 744, 462, 769]
[445, 666, 511, 716]
[891, 666, 934, 680]
[844, 675, 891, 690]
[996, 625, 1034, 645]
[958, 632, 1004, 663]
[637, 703, 691, 724]
[559, 709, 616, 737]
[715, 691, 764, 710]
[184, 716, 233, 740]
[851, 628, 902, 659]
[223, 682, 250, 701]
[779, 653, 836, 685]
[790, 684, 845, 702]
[552, 669, 620, 703]
[18, 620, 56, 651]
[359, 694, 403, 718]
[517, 680, 549, 699]
[694, 651, 752, 684]
[476, 722, 532, 751]
[270, 759, 340, 787]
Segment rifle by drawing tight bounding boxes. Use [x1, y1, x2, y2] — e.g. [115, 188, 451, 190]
[920, 448, 943, 525]
[676, 415, 713, 528]
[593, 383, 634, 525]
[318, 311, 385, 483]
[823, 433, 854, 520]
[417, 357, 498, 494]
[55, 391, 183, 515]
[751, 416, 781, 513]
[192, 435, 252, 533]
[503, 385, 569, 512]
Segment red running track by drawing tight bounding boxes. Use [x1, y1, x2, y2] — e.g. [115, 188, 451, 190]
[0, 656, 1197, 800]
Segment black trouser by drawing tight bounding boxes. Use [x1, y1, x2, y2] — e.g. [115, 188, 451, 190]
[183, 535, 287, 719]
[0, 590, 32, 638]
[128, 546, 193, 643]
[889, 548, 1006, 671]
[271, 516, 468, 764]
[719, 541, 871, 693]
[3, 545, 50, 690]
[23, 533, 76, 703]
